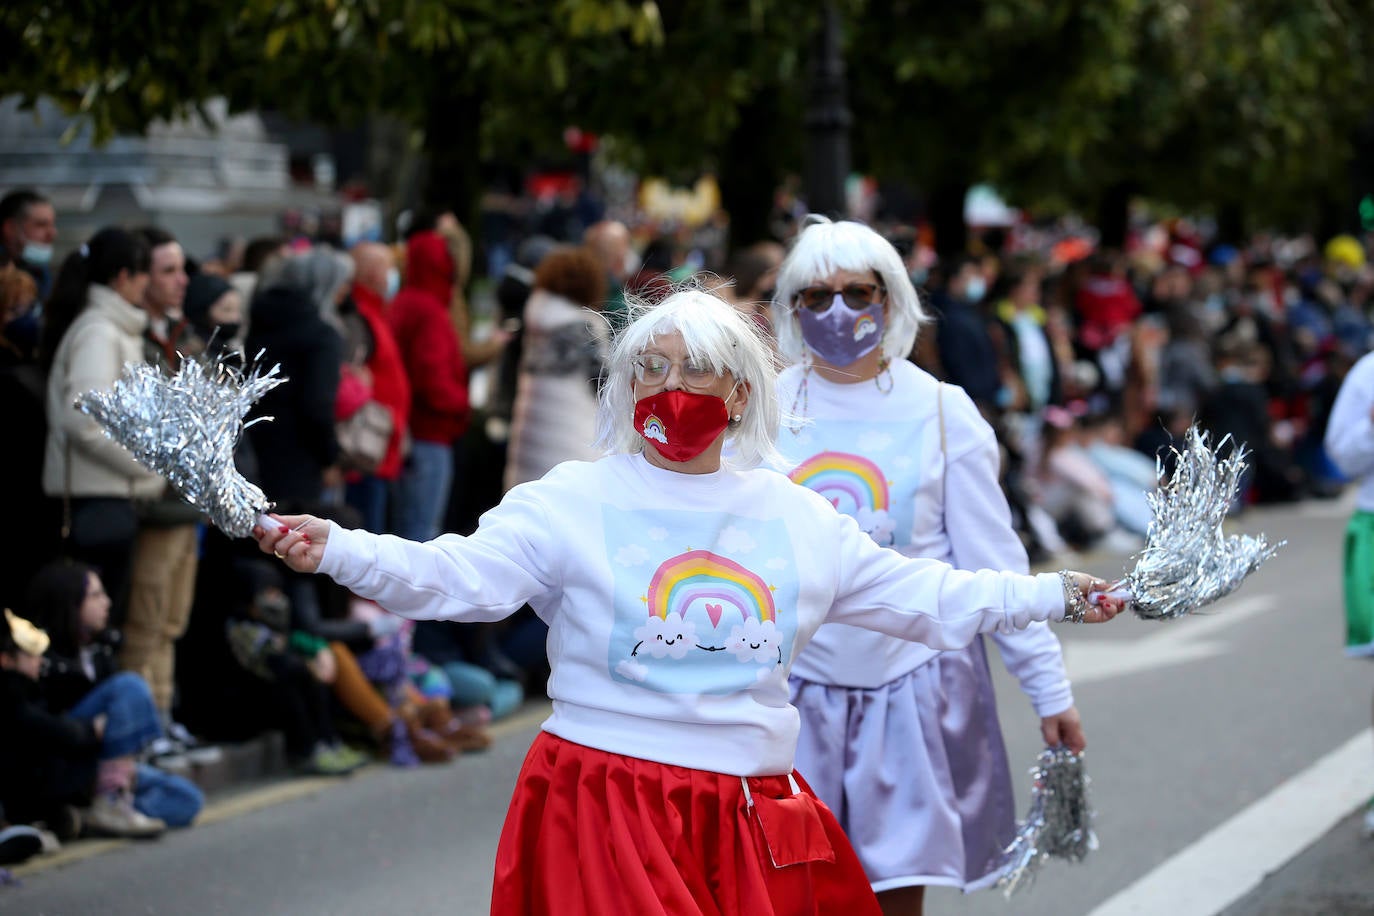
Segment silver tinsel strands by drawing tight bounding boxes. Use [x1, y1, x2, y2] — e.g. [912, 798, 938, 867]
[997, 747, 1096, 897]
[75, 352, 285, 538]
[1096, 425, 1283, 620]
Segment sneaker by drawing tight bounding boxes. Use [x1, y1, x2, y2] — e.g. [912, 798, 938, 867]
[166, 722, 223, 766]
[295, 743, 360, 777]
[83, 794, 165, 839]
[144, 737, 191, 773]
[0, 825, 43, 865]
[326, 743, 369, 772]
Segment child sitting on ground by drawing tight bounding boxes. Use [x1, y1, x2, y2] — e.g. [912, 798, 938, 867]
[0, 609, 169, 838]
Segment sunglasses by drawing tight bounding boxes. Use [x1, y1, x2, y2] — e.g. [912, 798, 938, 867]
[793, 282, 887, 313]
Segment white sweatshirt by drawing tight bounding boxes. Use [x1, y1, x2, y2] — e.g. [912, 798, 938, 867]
[777, 360, 1074, 716]
[1325, 351, 1374, 512]
[319, 452, 1068, 777]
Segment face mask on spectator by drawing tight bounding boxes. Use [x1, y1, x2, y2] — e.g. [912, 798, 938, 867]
[21, 240, 53, 266]
[964, 276, 987, 302]
[385, 267, 400, 300]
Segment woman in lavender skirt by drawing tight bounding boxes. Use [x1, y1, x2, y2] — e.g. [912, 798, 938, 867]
[771, 217, 1084, 915]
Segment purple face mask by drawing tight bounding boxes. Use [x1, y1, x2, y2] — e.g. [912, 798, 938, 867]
[797, 294, 886, 367]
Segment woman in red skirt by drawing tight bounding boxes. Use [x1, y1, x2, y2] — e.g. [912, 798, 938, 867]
[258, 289, 1125, 914]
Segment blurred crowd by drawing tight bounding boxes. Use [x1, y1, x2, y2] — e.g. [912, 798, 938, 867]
[0, 179, 1370, 867]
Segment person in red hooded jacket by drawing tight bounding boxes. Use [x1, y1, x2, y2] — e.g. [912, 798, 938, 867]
[389, 226, 470, 542]
[343, 242, 412, 533]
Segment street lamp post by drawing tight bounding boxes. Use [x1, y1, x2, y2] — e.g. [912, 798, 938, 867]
[804, 4, 851, 219]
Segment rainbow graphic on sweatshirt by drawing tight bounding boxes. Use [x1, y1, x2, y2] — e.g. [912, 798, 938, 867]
[645, 549, 775, 630]
[788, 451, 889, 512]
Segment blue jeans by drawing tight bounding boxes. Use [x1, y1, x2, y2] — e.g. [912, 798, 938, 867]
[346, 474, 390, 534]
[67, 672, 162, 760]
[439, 662, 524, 720]
[133, 763, 203, 828]
[395, 440, 454, 542]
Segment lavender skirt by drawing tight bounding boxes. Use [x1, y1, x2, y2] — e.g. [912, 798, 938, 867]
[788, 637, 1015, 893]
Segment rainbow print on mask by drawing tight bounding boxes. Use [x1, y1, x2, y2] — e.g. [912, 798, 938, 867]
[641, 413, 668, 444]
[853, 313, 879, 341]
[646, 549, 776, 630]
[788, 451, 889, 513]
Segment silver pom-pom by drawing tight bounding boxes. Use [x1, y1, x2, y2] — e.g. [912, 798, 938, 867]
[997, 747, 1096, 897]
[75, 351, 285, 538]
[1094, 425, 1283, 620]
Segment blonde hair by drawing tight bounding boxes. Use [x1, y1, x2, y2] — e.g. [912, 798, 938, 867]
[595, 287, 781, 470]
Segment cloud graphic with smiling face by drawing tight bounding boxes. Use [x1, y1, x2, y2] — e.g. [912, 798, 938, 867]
[633, 616, 698, 660]
[725, 618, 780, 664]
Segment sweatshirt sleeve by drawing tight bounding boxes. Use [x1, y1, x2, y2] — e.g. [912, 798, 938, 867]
[943, 421, 1074, 716]
[821, 499, 1067, 649]
[318, 480, 558, 622]
[1325, 354, 1374, 479]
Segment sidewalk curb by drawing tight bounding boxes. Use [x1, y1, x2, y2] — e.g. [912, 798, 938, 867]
[11, 701, 553, 879]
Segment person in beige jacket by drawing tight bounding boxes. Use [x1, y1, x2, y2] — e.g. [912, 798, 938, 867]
[41, 227, 162, 628]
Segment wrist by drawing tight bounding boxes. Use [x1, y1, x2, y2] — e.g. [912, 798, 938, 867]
[1058, 570, 1090, 623]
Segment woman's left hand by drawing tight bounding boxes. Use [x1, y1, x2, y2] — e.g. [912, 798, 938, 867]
[1040, 706, 1086, 753]
[253, 514, 329, 574]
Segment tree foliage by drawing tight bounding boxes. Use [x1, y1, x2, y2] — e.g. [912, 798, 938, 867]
[3, 0, 1373, 234]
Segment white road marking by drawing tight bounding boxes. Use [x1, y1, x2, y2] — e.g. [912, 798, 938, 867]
[1088, 728, 1374, 916]
[1064, 595, 1278, 685]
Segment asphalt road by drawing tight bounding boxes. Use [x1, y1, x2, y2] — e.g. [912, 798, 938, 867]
[7, 495, 1371, 916]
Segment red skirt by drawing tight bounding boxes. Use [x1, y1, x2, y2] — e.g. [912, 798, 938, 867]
[492, 732, 882, 916]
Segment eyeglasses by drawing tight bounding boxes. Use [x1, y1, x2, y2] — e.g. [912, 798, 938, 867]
[794, 282, 887, 313]
[632, 354, 725, 390]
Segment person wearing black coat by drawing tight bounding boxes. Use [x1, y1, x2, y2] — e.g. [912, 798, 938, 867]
[244, 250, 350, 510]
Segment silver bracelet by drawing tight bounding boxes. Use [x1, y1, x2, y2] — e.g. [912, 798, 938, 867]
[1058, 570, 1091, 623]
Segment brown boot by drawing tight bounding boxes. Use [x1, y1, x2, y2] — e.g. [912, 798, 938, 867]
[419, 699, 492, 753]
[402, 705, 456, 764]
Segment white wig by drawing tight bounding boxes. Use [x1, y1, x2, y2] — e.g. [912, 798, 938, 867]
[595, 287, 782, 470]
[771, 215, 927, 367]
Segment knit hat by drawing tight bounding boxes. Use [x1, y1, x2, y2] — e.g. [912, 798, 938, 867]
[183, 273, 235, 334]
[3, 609, 49, 656]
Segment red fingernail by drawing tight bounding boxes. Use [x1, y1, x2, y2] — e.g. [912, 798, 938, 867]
[279, 527, 290, 535]
[302, 537, 312, 545]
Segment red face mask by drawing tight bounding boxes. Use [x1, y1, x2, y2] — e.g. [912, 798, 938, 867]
[634, 389, 730, 463]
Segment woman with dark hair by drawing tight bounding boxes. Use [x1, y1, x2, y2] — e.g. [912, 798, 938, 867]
[24, 560, 203, 832]
[41, 227, 161, 628]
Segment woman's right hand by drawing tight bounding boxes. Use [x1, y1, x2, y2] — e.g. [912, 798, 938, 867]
[1061, 570, 1127, 623]
[254, 514, 329, 574]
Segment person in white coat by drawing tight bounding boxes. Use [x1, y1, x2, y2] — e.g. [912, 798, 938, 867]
[255, 289, 1124, 914]
[1322, 347, 1374, 838]
[771, 216, 1084, 914]
[40, 227, 162, 627]
[504, 245, 609, 490]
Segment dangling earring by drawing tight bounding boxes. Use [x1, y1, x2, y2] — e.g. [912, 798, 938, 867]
[874, 334, 894, 394]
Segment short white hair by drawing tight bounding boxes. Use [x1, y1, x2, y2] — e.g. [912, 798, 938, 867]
[771, 215, 927, 366]
[595, 287, 782, 469]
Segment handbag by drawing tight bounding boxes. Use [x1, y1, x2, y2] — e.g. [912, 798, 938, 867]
[337, 400, 394, 473]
